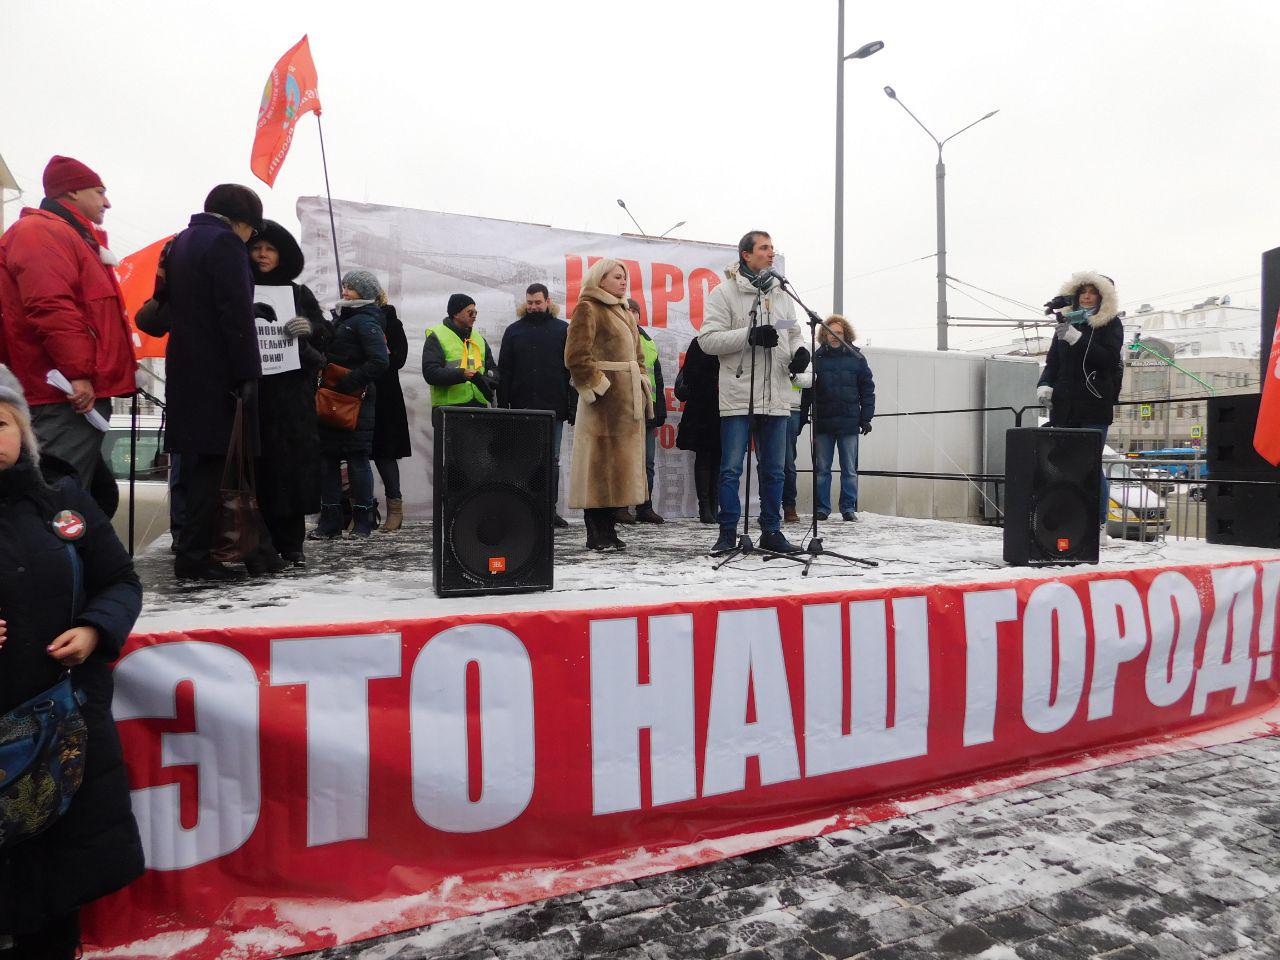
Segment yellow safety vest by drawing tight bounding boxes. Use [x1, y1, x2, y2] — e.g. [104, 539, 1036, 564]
[427, 322, 490, 407]
[640, 332, 659, 404]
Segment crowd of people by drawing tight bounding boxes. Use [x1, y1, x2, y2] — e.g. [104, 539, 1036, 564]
[0, 157, 894, 581]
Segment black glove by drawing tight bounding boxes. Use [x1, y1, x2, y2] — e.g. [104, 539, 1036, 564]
[1043, 294, 1073, 316]
[748, 324, 779, 348]
[234, 379, 257, 405]
[789, 347, 810, 375]
[860, 421, 872, 436]
[477, 374, 497, 401]
[334, 375, 358, 394]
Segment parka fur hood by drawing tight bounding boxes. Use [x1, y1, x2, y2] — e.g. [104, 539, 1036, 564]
[820, 315, 858, 349]
[515, 301, 561, 318]
[1058, 271, 1119, 328]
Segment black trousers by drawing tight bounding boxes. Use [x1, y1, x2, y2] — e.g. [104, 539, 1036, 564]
[263, 511, 305, 557]
[173, 454, 225, 568]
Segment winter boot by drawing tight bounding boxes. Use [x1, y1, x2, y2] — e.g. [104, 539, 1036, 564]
[584, 509, 609, 550]
[695, 462, 716, 524]
[759, 529, 802, 554]
[553, 513, 569, 528]
[308, 503, 344, 540]
[350, 503, 377, 538]
[841, 511, 857, 522]
[710, 525, 739, 556]
[635, 501, 664, 524]
[382, 497, 404, 533]
[604, 511, 626, 550]
[784, 505, 800, 524]
[614, 507, 636, 525]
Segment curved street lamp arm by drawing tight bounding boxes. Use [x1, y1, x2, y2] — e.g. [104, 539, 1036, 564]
[889, 96, 941, 149]
[940, 109, 1000, 149]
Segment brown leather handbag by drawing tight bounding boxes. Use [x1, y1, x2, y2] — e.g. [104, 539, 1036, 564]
[316, 363, 365, 431]
[211, 397, 264, 564]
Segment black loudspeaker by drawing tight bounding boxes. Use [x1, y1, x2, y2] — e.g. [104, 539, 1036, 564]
[1205, 393, 1280, 546]
[1003, 427, 1102, 566]
[1207, 481, 1280, 547]
[1206, 393, 1276, 478]
[432, 406, 555, 596]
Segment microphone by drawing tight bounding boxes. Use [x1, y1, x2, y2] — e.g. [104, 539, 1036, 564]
[758, 267, 788, 287]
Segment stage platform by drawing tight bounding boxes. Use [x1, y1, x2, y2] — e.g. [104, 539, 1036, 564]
[88, 515, 1280, 960]
[132, 513, 1268, 632]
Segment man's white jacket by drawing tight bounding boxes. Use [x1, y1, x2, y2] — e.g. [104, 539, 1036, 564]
[697, 261, 804, 417]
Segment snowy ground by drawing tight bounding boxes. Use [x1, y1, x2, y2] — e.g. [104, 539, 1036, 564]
[132, 515, 1277, 634]
[296, 735, 1280, 960]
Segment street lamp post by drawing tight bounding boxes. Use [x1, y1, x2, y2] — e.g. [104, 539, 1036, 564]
[883, 86, 997, 351]
[833, 4, 883, 315]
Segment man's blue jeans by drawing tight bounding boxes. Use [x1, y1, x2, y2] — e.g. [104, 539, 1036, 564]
[718, 414, 788, 533]
[813, 431, 860, 515]
[645, 426, 657, 498]
[782, 409, 804, 508]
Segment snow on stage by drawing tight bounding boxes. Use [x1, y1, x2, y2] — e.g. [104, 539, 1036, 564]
[83, 515, 1280, 959]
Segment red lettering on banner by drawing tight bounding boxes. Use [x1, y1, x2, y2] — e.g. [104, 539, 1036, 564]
[565, 255, 583, 317]
[689, 267, 721, 331]
[91, 560, 1280, 960]
[618, 260, 648, 324]
[659, 423, 677, 449]
[650, 263, 685, 329]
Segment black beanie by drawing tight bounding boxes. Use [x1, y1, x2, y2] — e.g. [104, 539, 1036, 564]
[447, 293, 476, 318]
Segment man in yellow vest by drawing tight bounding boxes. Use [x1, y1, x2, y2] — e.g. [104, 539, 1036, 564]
[422, 293, 497, 408]
[621, 297, 666, 525]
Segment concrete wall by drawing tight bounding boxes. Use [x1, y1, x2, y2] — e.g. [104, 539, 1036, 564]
[791, 348, 1038, 524]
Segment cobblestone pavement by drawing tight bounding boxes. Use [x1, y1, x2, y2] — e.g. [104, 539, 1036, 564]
[302, 736, 1280, 960]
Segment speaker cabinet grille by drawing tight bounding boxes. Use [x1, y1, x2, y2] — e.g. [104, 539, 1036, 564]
[1003, 427, 1102, 566]
[433, 406, 554, 596]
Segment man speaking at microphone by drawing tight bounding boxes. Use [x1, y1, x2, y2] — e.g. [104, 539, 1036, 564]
[699, 230, 810, 556]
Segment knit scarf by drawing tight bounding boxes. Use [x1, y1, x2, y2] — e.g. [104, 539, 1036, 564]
[738, 258, 772, 291]
[39, 198, 118, 266]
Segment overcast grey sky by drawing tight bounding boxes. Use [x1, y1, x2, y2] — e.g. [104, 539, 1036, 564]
[3, 0, 1278, 351]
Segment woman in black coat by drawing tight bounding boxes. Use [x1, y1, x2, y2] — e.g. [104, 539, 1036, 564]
[674, 337, 721, 523]
[310, 270, 390, 540]
[0, 368, 144, 959]
[371, 297, 411, 533]
[1036, 271, 1125, 524]
[248, 221, 330, 568]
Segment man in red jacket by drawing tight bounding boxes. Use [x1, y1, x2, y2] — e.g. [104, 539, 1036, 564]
[0, 155, 136, 491]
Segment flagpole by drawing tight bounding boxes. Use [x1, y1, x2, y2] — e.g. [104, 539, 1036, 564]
[315, 112, 342, 289]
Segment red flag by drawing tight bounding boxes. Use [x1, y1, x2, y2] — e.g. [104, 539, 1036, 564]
[117, 236, 174, 360]
[250, 35, 322, 187]
[1254, 307, 1280, 464]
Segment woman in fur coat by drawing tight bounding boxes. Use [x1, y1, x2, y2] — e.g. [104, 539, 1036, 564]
[564, 259, 651, 550]
[1036, 270, 1125, 522]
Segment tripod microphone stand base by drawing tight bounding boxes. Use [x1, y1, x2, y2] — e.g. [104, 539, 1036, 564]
[713, 533, 808, 571]
[782, 535, 880, 576]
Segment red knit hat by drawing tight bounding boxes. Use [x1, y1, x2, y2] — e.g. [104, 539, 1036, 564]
[42, 155, 104, 197]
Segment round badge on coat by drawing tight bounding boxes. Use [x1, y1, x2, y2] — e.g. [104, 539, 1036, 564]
[52, 510, 87, 541]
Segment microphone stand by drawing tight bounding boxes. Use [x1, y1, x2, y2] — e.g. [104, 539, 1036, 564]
[714, 280, 806, 571]
[773, 279, 878, 575]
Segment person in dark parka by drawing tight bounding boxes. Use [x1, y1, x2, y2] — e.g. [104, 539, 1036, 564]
[248, 220, 329, 567]
[0, 365, 144, 960]
[162, 184, 264, 581]
[497, 283, 572, 526]
[674, 337, 721, 524]
[805, 315, 874, 521]
[371, 294, 411, 533]
[310, 270, 390, 540]
[1036, 270, 1125, 524]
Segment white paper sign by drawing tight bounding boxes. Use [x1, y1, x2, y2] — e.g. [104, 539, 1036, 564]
[253, 285, 302, 376]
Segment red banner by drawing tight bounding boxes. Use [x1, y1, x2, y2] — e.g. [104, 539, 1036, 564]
[250, 35, 322, 187]
[1256, 307, 1280, 464]
[116, 236, 172, 361]
[83, 559, 1280, 959]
